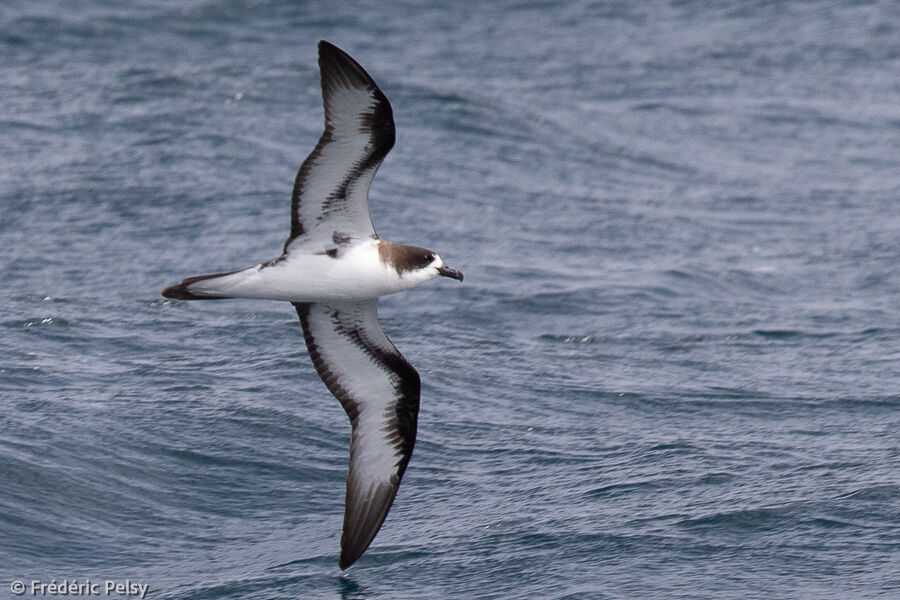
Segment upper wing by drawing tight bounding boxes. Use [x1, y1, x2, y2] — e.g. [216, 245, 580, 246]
[285, 41, 395, 251]
[293, 300, 419, 569]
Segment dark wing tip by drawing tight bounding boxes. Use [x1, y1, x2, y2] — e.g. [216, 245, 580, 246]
[318, 40, 378, 91]
[338, 481, 399, 570]
[315, 40, 395, 163]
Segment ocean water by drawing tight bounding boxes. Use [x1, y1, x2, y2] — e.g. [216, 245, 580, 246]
[2, 1, 899, 598]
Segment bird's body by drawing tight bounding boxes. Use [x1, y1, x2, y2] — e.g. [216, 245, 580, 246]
[171, 239, 444, 303]
[161, 40, 462, 569]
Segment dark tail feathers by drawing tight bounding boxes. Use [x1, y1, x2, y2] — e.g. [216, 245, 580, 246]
[161, 271, 238, 300]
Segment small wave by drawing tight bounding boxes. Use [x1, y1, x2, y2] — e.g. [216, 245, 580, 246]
[678, 505, 796, 532]
[6, 316, 70, 329]
[585, 479, 665, 499]
[836, 484, 900, 502]
[752, 329, 803, 339]
[537, 334, 597, 344]
[752, 329, 840, 340]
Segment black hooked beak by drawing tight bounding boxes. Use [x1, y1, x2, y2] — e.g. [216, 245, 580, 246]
[437, 265, 464, 281]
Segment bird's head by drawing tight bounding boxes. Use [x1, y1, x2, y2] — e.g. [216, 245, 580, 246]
[381, 243, 464, 286]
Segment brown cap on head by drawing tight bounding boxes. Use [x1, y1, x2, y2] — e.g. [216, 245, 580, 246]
[378, 242, 463, 280]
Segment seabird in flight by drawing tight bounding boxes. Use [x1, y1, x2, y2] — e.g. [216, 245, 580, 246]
[162, 40, 463, 569]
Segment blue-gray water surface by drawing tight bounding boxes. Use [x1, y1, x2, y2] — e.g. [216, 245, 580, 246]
[2, 1, 899, 599]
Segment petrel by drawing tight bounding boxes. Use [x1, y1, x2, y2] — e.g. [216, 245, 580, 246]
[162, 41, 463, 569]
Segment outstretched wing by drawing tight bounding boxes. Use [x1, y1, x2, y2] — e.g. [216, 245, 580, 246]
[293, 300, 419, 569]
[285, 41, 395, 251]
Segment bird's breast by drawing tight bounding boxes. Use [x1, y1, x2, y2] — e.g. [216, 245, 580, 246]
[255, 241, 412, 302]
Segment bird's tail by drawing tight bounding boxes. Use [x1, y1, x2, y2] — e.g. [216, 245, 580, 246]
[161, 270, 241, 300]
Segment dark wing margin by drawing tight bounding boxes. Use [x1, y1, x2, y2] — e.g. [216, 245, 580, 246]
[293, 300, 419, 569]
[286, 41, 396, 251]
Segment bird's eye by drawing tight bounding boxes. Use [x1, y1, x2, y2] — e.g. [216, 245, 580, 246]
[423, 254, 433, 263]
